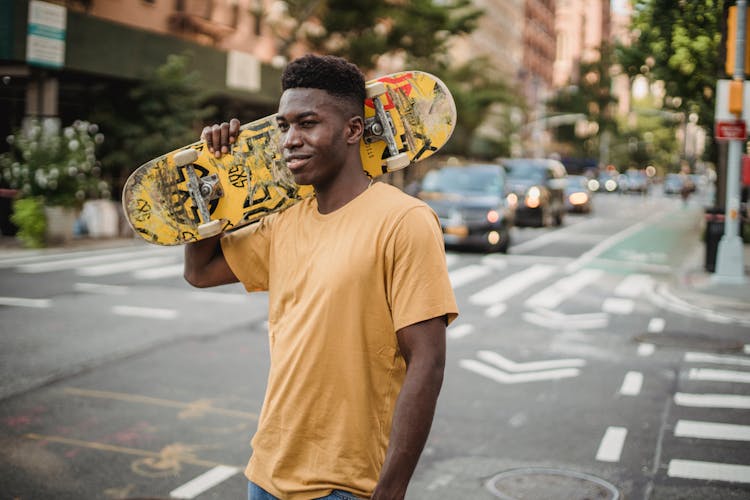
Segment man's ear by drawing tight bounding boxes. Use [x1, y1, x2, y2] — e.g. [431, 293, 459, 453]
[345, 116, 364, 145]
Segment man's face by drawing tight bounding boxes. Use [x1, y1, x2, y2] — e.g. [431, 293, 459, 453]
[276, 88, 353, 188]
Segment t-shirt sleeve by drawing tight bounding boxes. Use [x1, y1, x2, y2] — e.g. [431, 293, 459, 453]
[386, 205, 458, 332]
[220, 213, 276, 292]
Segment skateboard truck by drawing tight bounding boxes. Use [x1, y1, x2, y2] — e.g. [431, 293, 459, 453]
[365, 82, 410, 172]
[173, 148, 226, 238]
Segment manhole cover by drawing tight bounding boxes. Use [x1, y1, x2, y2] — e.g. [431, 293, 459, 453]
[635, 332, 743, 352]
[486, 467, 620, 500]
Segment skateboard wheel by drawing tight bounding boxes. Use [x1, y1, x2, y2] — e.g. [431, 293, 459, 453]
[366, 82, 387, 98]
[174, 148, 199, 167]
[385, 153, 410, 172]
[197, 219, 224, 238]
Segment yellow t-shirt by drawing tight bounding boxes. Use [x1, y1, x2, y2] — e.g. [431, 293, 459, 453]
[221, 182, 458, 499]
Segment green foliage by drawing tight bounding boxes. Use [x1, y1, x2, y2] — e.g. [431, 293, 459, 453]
[277, 0, 482, 70]
[92, 54, 215, 195]
[547, 44, 619, 161]
[0, 119, 109, 207]
[10, 197, 46, 248]
[617, 0, 724, 128]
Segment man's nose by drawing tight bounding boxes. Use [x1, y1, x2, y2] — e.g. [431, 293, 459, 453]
[282, 125, 303, 149]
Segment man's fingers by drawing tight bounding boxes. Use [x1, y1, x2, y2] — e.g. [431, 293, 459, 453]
[201, 126, 213, 151]
[211, 124, 224, 158]
[229, 118, 241, 144]
[220, 123, 229, 153]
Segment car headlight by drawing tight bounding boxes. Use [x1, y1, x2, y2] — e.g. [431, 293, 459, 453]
[569, 192, 588, 205]
[506, 193, 518, 208]
[525, 186, 541, 208]
[605, 179, 617, 191]
[487, 210, 500, 223]
[588, 179, 600, 191]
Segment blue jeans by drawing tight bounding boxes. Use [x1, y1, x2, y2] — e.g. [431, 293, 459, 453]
[248, 481, 359, 499]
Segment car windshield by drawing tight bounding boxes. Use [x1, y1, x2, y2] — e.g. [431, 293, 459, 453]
[422, 167, 504, 196]
[503, 161, 546, 183]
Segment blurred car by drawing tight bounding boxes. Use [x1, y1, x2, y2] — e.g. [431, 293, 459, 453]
[565, 175, 593, 213]
[501, 158, 567, 227]
[595, 171, 621, 193]
[622, 169, 649, 194]
[663, 173, 684, 195]
[418, 163, 515, 252]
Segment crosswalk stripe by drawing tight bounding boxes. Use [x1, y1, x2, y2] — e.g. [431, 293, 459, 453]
[449, 265, 491, 289]
[470, 264, 556, 306]
[619, 371, 643, 396]
[614, 274, 653, 298]
[133, 264, 185, 280]
[78, 256, 178, 277]
[112, 305, 178, 320]
[0, 297, 52, 308]
[16, 248, 175, 273]
[448, 324, 475, 339]
[685, 352, 750, 367]
[674, 393, 750, 409]
[668, 459, 750, 483]
[524, 269, 603, 310]
[74, 283, 130, 295]
[596, 426, 627, 462]
[689, 368, 750, 384]
[674, 420, 750, 442]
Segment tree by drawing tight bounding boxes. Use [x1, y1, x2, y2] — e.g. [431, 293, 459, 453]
[617, 0, 724, 138]
[547, 44, 619, 164]
[92, 54, 215, 196]
[267, 0, 482, 71]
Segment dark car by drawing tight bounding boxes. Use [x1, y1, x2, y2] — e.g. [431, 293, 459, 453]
[622, 169, 649, 194]
[663, 173, 684, 195]
[565, 175, 593, 213]
[500, 158, 567, 227]
[418, 164, 515, 252]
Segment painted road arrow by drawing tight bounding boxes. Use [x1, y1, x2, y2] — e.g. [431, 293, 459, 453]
[460, 351, 585, 384]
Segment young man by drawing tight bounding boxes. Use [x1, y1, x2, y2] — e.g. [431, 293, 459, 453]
[184, 55, 458, 500]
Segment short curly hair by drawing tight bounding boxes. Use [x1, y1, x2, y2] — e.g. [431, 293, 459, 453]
[281, 54, 366, 116]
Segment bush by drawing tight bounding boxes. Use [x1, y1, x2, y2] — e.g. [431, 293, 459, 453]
[10, 197, 46, 248]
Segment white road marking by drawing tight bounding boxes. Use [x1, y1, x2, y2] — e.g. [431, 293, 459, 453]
[78, 256, 178, 276]
[674, 393, 750, 410]
[15, 248, 173, 273]
[469, 264, 556, 306]
[638, 343, 656, 357]
[445, 253, 459, 268]
[485, 303, 507, 318]
[523, 308, 609, 330]
[668, 459, 750, 483]
[684, 352, 750, 367]
[112, 305, 178, 320]
[449, 264, 491, 289]
[602, 297, 635, 315]
[448, 324, 475, 339]
[524, 269, 603, 310]
[460, 359, 580, 384]
[674, 420, 750, 442]
[189, 291, 247, 304]
[74, 282, 129, 295]
[647, 317, 665, 333]
[0, 296, 52, 308]
[614, 274, 653, 298]
[133, 264, 185, 280]
[426, 473, 455, 491]
[476, 350, 585, 372]
[169, 465, 240, 499]
[689, 368, 750, 384]
[619, 371, 643, 396]
[596, 426, 627, 462]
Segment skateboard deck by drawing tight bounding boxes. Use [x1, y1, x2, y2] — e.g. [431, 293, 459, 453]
[122, 71, 456, 245]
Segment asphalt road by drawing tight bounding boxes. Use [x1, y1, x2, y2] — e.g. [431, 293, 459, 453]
[1, 190, 748, 500]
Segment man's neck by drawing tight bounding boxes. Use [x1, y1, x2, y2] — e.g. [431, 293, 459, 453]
[314, 168, 371, 214]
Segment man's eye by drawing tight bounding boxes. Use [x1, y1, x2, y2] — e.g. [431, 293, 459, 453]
[301, 120, 317, 128]
[277, 123, 289, 132]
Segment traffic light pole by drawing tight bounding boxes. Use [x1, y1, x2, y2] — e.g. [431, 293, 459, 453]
[715, 0, 748, 284]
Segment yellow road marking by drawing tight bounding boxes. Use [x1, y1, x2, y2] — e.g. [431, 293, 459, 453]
[63, 387, 258, 420]
[24, 433, 234, 469]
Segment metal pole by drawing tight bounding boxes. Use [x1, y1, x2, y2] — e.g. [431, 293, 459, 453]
[714, 0, 747, 284]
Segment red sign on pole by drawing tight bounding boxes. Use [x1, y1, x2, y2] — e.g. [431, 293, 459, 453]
[715, 120, 747, 140]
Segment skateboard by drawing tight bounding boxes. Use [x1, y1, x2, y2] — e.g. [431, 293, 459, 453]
[122, 71, 456, 245]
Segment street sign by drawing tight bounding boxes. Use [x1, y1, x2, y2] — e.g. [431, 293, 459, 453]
[715, 120, 747, 140]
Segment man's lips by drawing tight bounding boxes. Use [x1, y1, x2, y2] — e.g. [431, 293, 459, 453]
[284, 155, 311, 171]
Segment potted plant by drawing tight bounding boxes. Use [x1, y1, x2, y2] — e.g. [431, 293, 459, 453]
[0, 119, 110, 246]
